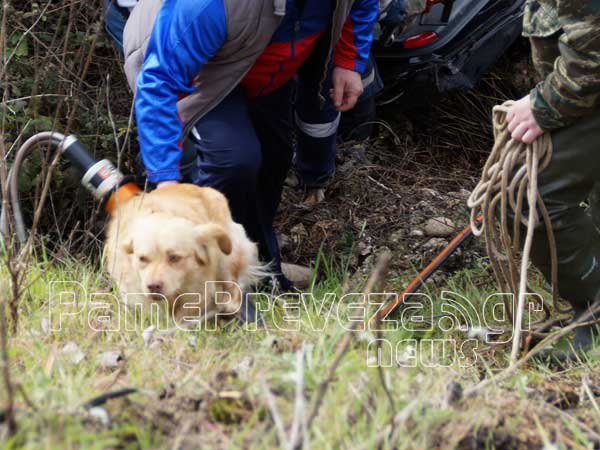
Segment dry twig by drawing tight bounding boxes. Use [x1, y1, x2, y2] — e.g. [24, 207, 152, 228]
[288, 343, 307, 450]
[260, 376, 288, 448]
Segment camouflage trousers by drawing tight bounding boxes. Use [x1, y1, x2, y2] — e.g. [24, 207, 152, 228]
[525, 112, 600, 311]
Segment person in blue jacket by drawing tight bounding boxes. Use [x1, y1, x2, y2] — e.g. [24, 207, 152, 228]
[105, 0, 379, 289]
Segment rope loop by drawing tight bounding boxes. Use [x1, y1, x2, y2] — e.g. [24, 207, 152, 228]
[467, 101, 560, 362]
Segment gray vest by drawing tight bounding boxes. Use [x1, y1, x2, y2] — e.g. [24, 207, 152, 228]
[123, 0, 354, 137]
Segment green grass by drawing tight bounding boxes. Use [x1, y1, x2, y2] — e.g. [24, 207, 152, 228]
[1, 256, 599, 449]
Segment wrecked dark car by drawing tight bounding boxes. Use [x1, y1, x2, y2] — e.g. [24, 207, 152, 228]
[373, 0, 526, 107]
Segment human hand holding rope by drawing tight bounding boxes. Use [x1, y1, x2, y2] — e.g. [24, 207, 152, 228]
[506, 95, 544, 144]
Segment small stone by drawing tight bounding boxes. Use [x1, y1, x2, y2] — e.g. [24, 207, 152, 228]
[448, 189, 472, 200]
[420, 188, 439, 199]
[415, 200, 431, 210]
[61, 342, 85, 365]
[424, 217, 455, 237]
[425, 273, 446, 285]
[422, 238, 448, 250]
[409, 229, 424, 238]
[96, 351, 123, 369]
[389, 230, 405, 244]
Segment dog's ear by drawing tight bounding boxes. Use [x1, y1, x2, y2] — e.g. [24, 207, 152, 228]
[195, 224, 232, 255]
[195, 244, 208, 266]
[121, 235, 134, 255]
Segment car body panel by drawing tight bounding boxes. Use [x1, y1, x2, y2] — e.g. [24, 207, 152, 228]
[373, 0, 526, 106]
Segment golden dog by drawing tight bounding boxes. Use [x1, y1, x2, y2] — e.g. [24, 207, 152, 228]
[104, 184, 266, 321]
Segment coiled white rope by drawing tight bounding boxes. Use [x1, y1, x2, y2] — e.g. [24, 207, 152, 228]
[467, 101, 559, 363]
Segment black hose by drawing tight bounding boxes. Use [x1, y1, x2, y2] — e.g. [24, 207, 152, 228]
[82, 388, 138, 410]
[0, 132, 66, 243]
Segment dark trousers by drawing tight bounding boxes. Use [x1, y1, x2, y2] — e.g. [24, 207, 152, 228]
[184, 82, 338, 283]
[295, 56, 384, 188]
[339, 56, 383, 142]
[294, 75, 340, 188]
[525, 112, 600, 310]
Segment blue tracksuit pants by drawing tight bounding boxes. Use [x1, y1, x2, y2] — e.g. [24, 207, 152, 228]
[183, 81, 339, 286]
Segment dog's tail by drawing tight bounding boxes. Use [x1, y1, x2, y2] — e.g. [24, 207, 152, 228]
[239, 260, 272, 288]
[229, 222, 272, 288]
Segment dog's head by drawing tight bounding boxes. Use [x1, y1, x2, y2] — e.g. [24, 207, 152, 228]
[121, 214, 232, 301]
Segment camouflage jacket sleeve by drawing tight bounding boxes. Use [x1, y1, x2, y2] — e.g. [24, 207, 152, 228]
[529, 0, 600, 130]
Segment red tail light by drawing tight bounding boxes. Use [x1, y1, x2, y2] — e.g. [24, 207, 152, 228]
[403, 32, 439, 49]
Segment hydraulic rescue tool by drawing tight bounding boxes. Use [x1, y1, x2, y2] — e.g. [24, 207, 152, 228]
[0, 132, 140, 243]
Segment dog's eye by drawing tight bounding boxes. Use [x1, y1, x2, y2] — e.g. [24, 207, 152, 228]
[168, 254, 182, 264]
[139, 256, 150, 264]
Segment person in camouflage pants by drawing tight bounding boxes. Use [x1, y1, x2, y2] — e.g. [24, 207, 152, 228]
[506, 0, 600, 359]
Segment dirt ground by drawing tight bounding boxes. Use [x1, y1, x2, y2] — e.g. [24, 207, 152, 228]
[277, 137, 478, 281]
[276, 40, 537, 286]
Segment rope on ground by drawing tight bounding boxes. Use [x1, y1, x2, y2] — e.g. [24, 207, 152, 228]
[467, 101, 558, 364]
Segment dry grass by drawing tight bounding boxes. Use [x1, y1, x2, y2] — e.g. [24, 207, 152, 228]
[1, 256, 600, 449]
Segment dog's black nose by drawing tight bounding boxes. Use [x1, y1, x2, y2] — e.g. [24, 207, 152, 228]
[147, 282, 164, 293]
